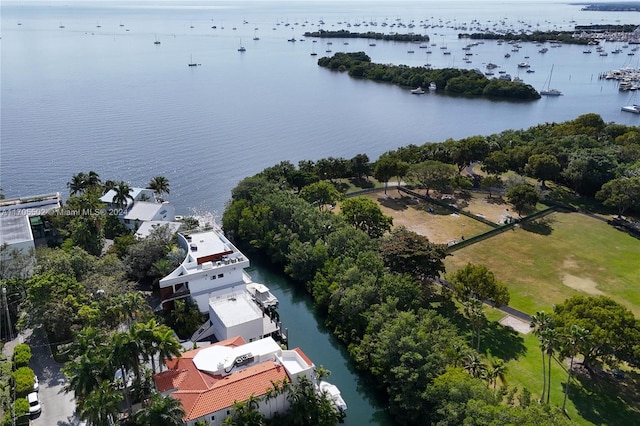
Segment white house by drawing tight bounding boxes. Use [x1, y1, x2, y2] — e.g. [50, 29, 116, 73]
[99, 187, 175, 230]
[153, 336, 319, 426]
[158, 229, 251, 313]
[0, 193, 61, 276]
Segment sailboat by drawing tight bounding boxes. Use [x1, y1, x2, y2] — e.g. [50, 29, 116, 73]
[540, 65, 562, 96]
[621, 92, 640, 114]
[188, 54, 199, 67]
[237, 39, 246, 52]
[154, 35, 161, 45]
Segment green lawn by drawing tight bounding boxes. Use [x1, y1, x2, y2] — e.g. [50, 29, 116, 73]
[483, 309, 640, 426]
[445, 211, 640, 316]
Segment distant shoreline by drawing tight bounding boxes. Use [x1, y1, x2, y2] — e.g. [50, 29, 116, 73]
[573, 2, 640, 12]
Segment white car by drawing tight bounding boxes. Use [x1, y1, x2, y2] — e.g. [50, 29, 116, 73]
[33, 374, 39, 392]
[27, 392, 41, 415]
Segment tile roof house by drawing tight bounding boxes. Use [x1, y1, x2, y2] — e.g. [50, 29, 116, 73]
[153, 336, 316, 425]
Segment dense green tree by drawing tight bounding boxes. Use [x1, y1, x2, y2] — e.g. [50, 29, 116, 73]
[525, 153, 561, 188]
[123, 237, 168, 281]
[349, 153, 371, 179]
[12, 367, 35, 397]
[561, 149, 618, 196]
[339, 197, 392, 238]
[481, 150, 510, 176]
[449, 263, 510, 308]
[552, 296, 640, 368]
[410, 160, 456, 195]
[596, 176, 640, 216]
[506, 184, 539, 216]
[63, 352, 112, 405]
[286, 376, 344, 426]
[380, 226, 448, 281]
[299, 182, 342, 210]
[480, 175, 502, 198]
[20, 271, 88, 341]
[449, 136, 491, 173]
[373, 156, 398, 194]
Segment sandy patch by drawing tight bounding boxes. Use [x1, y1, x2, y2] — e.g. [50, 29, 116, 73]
[499, 315, 532, 334]
[562, 273, 604, 295]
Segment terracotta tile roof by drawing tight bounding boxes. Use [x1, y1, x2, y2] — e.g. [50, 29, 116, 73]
[154, 336, 293, 422]
[176, 361, 288, 421]
[293, 348, 313, 367]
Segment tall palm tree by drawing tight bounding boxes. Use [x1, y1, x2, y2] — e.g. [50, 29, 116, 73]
[68, 172, 88, 196]
[86, 170, 102, 188]
[562, 325, 589, 412]
[154, 325, 182, 373]
[79, 380, 122, 426]
[148, 176, 170, 201]
[463, 353, 486, 379]
[134, 392, 185, 426]
[541, 327, 559, 404]
[62, 352, 111, 405]
[112, 181, 134, 209]
[530, 311, 553, 403]
[103, 179, 117, 194]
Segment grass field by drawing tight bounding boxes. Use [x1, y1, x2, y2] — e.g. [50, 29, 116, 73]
[445, 211, 640, 316]
[365, 187, 640, 425]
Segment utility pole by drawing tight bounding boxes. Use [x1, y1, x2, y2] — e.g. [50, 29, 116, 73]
[2, 286, 13, 342]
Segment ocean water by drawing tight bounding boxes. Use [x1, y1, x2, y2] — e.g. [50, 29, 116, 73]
[2, 2, 639, 424]
[2, 0, 639, 215]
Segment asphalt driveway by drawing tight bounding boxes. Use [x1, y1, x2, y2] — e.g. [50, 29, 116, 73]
[21, 330, 79, 426]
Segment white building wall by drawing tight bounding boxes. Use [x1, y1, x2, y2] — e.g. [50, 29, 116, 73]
[187, 394, 290, 426]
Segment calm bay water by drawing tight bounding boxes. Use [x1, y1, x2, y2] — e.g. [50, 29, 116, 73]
[1, 1, 640, 424]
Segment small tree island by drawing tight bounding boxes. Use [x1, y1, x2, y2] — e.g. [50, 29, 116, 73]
[317, 52, 541, 101]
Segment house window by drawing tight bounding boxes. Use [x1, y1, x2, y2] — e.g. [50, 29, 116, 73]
[210, 275, 216, 280]
[217, 273, 224, 278]
[211, 415, 215, 420]
[124, 219, 130, 224]
[227, 410, 230, 415]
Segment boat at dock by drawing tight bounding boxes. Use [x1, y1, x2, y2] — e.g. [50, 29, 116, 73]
[621, 104, 640, 114]
[411, 87, 425, 94]
[319, 381, 348, 413]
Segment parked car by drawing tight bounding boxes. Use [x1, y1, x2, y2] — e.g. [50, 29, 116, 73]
[33, 374, 39, 392]
[27, 392, 41, 415]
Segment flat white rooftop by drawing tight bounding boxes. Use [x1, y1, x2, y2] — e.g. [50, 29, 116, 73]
[210, 291, 263, 328]
[124, 201, 164, 221]
[186, 230, 230, 258]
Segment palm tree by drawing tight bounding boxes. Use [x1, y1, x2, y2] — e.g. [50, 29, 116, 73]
[485, 357, 508, 391]
[148, 176, 170, 201]
[134, 392, 185, 426]
[530, 311, 553, 403]
[541, 327, 559, 404]
[62, 352, 110, 404]
[86, 170, 102, 188]
[154, 325, 182, 373]
[103, 179, 117, 194]
[68, 172, 88, 196]
[79, 380, 122, 426]
[112, 181, 134, 209]
[562, 325, 589, 412]
[463, 353, 486, 379]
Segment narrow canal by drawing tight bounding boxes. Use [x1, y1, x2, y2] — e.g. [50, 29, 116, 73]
[247, 264, 393, 426]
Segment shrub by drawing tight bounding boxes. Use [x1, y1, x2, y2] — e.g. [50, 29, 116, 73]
[11, 344, 31, 368]
[12, 367, 34, 397]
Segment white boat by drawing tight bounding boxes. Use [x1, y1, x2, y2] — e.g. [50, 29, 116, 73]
[246, 282, 279, 308]
[429, 82, 437, 91]
[318, 381, 347, 413]
[540, 65, 562, 96]
[517, 62, 531, 68]
[411, 87, 425, 94]
[621, 104, 640, 114]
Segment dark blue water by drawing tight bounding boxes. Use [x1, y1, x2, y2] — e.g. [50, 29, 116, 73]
[2, 2, 639, 424]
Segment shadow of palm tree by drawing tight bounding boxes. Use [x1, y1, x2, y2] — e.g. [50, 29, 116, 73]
[479, 321, 526, 361]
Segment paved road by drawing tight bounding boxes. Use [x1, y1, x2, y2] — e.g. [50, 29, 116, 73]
[22, 330, 78, 426]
